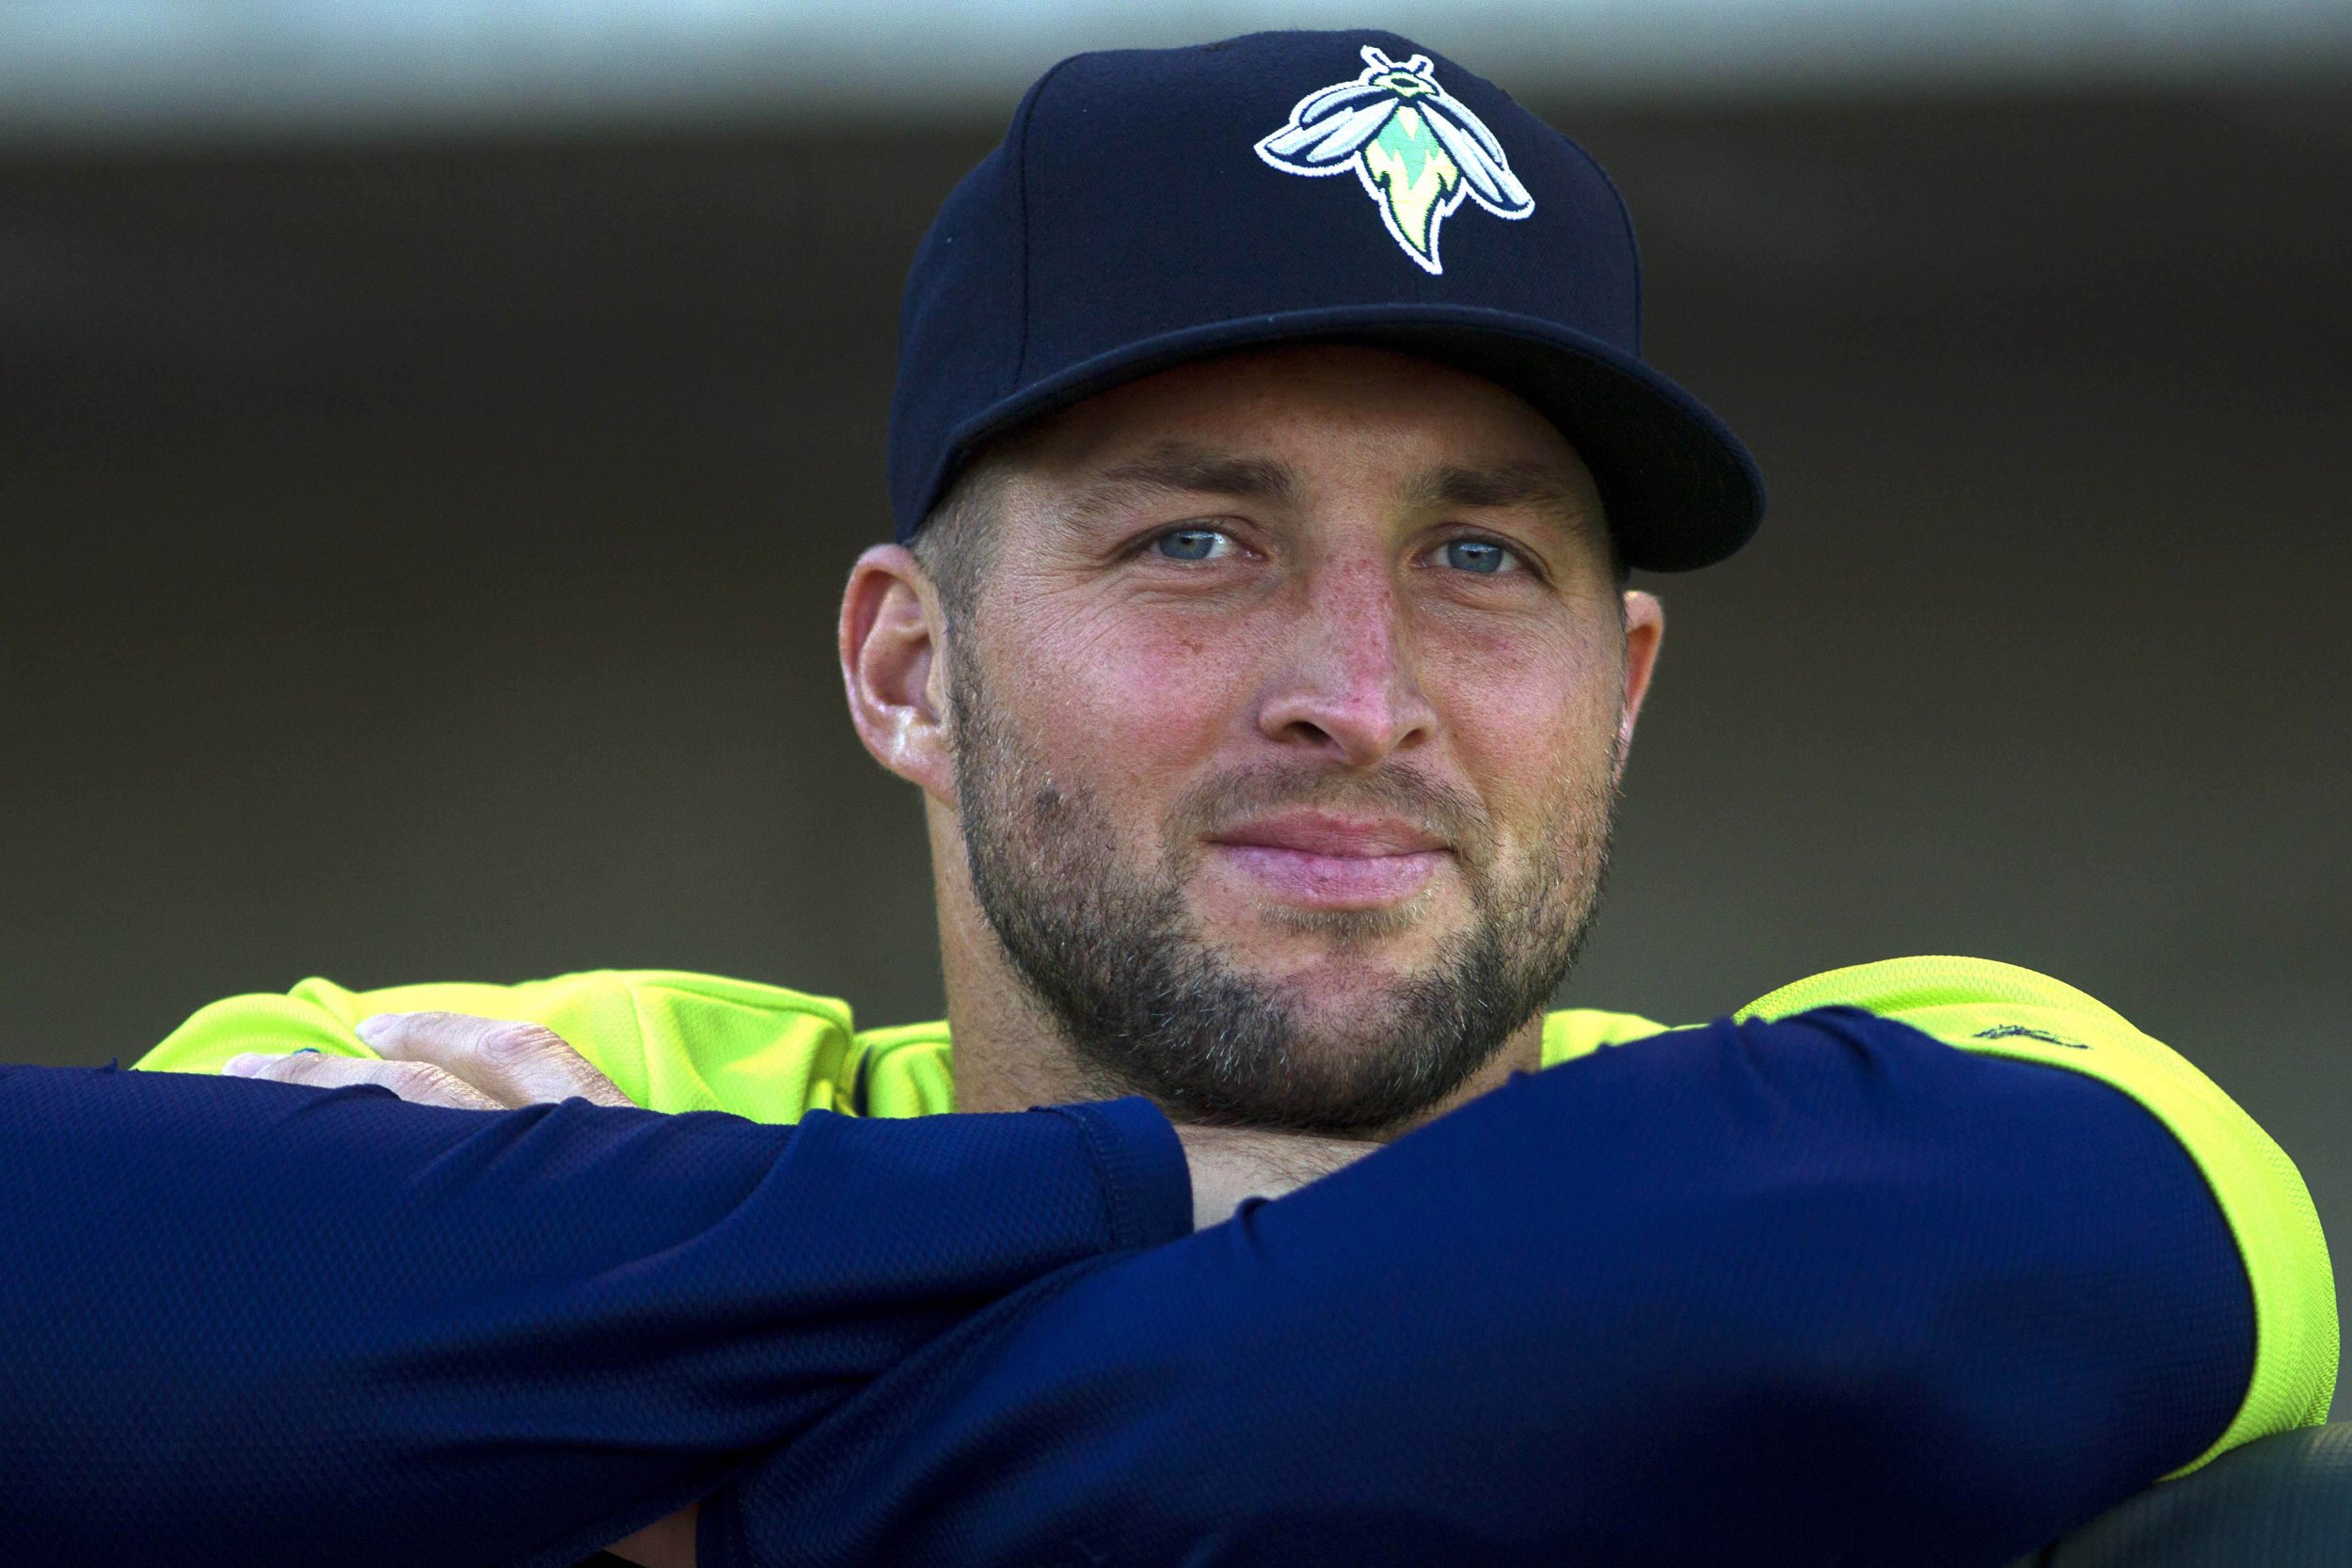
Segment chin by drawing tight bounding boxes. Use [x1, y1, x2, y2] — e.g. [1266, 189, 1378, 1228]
[1210, 879, 1464, 952]
[1263, 956, 1452, 1029]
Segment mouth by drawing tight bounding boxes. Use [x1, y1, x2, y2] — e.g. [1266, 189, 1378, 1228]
[1203, 811, 1454, 911]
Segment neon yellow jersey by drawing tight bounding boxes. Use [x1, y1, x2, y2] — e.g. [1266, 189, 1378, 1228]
[139, 955, 2334, 1472]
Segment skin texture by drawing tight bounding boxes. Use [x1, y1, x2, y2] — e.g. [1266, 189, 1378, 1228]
[225, 342, 1667, 1565]
[844, 343, 1661, 1129]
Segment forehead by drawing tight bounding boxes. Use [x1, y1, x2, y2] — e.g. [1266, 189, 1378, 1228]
[1001, 342, 1596, 508]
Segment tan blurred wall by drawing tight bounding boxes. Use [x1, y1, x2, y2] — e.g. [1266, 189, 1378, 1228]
[3, 87, 2347, 1400]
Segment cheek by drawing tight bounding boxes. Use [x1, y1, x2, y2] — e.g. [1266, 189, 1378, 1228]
[1422, 615, 1624, 822]
[989, 598, 1264, 796]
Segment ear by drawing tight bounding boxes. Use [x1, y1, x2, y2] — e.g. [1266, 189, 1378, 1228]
[839, 544, 958, 806]
[1613, 589, 1664, 783]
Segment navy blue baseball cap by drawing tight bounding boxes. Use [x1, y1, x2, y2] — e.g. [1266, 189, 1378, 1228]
[888, 29, 1764, 572]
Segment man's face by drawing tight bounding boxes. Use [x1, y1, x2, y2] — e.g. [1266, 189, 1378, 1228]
[938, 343, 1658, 1132]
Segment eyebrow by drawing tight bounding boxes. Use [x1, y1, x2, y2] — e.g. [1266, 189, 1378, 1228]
[1051, 446, 1598, 542]
[1057, 443, 1301, 531]
[1401, 460, 1599, 533]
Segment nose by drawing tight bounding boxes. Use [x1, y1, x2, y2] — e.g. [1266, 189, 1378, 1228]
[1254, 560, 1438, 767]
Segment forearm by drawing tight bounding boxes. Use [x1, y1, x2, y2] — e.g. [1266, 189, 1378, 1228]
[705, 1008, 2258, 1568]
[0, 1065, 1186, 1568]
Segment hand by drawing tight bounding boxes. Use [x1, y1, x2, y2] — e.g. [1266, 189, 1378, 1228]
[221, 1012, 633, 1112]
[1172, 1124, 1379, 1229]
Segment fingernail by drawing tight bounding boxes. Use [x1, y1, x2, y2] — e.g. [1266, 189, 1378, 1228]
[355, 1015, 401, 1042]
[291, 1047, 322, 1056]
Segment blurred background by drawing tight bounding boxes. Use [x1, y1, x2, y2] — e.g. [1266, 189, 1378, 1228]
[4, 0, 2348, 1398]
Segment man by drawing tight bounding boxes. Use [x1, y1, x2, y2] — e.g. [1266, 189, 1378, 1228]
[0, 29, 2335, 1568]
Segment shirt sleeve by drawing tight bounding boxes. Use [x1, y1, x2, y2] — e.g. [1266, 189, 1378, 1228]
[1740, 956, 2337, 1470]
[0, 1064, 1188, 1568]
[134, 970, 872, 1123]
[704, 1007, 2261, 1568]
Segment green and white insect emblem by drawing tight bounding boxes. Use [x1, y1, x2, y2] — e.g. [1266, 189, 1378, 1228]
[1254, 46, 1535, 275]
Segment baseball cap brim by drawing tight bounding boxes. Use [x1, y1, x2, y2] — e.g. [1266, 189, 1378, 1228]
[930, 302, 1764, 574]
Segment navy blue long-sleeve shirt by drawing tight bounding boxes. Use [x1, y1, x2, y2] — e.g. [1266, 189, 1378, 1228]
[703, 1009, 2257, 1567]
[0, 1006, 2302, 1566]
[0, 1067, 1188, 1564]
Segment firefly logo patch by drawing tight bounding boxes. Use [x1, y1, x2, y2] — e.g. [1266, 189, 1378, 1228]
[1254, 45, 1535, 275]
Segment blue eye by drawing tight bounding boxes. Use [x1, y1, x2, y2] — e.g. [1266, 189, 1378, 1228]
[1441, 539, 1515, 574]
[1152, 529, 1227, 561]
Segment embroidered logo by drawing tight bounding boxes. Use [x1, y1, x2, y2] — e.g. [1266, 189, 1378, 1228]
[1254, 45, 1534, 275]
[1972, 1024, 2090, 1051]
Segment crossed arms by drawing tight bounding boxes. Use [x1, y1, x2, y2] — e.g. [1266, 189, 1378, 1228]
[0, 1006, 2292, 1567]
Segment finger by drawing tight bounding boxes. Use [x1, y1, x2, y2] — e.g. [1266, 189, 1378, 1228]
[219, 1051, 505, 1111]
[355, 1012, 633, 1109]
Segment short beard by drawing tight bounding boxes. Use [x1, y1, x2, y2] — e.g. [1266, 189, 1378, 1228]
[949, 644, 1619, 1135]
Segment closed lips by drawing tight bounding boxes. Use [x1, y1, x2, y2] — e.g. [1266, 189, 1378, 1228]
[1207, 813, 1449, 858]
[1205, 814, 1453, 909]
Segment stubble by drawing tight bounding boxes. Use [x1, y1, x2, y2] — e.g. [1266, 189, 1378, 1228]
[951, 641, 1619, 1134]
